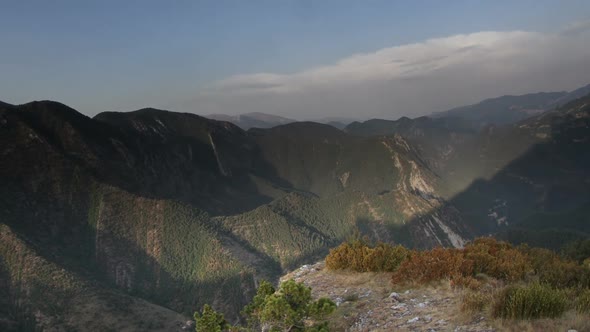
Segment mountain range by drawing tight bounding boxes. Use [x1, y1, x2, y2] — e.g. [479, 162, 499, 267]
[206, 112, 296, 130]
[430, 83, 590, 127]
[1, 84, 589, 330]
[206, 84, 590, 130]
[205, 112, 359, 130]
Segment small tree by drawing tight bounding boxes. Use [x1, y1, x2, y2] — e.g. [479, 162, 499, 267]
[256, 279, 336, 331]
[196, 279, 336, 331]
[194, 304, 228, 332]
[242, 280, 276, 329]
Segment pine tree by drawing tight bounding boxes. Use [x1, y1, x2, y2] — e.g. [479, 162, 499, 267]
[194, 304, 227, 332]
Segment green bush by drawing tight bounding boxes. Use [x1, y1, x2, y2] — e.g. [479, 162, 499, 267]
[493, 283, 567, 319]
[258, 279, 336, 331]
[241, 280, 276, 328]
[194, 304, 228, 332]
[524, 247, 590, 288]
[562, 238, 590, 263]
[364, 243, 410, 272]
[575, 289, 590, 313]
[239, 279, 335, 331]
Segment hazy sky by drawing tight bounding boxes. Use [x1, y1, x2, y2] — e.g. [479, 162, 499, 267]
[1, 1, 590, 120]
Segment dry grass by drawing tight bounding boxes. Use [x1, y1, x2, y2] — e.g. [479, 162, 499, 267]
[291, 264, 497, 331]
[322, 262, 588, 331]
[491, 310, 590, 332]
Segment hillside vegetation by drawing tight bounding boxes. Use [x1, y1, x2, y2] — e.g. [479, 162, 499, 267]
[323, 237, 590, 329]
[1, 90, 590, 330]
[0, 99, 466, 329]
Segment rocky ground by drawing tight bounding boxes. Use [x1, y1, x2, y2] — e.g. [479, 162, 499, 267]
[279, 262, 586, 332]
[282, 262, 495, 332]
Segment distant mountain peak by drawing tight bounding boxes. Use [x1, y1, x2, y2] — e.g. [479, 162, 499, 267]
[430, 83, 590, 127]
[206, 111, 296, 129]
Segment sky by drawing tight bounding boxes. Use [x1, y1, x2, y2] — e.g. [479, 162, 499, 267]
[1, 1, 590, 120]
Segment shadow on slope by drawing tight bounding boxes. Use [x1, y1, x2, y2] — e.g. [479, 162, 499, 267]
[1, 100, 294, 216]
[393, 94, 590, 249]
[0, 215, 262, 329]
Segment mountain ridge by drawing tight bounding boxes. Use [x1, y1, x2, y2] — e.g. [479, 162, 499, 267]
[1, 99, 465, 329]
[2, 91, 590, 330]
[206, 112, 296, 130]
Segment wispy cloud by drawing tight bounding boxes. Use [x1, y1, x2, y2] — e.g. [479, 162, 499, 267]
[561, 19, 590, 35]
[192, 24, 590, 119]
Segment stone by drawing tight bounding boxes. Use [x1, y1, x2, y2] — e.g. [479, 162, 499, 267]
[181, 320, 195, 330]
[389, 292, 402, 301]
[417, 302, 428, 308]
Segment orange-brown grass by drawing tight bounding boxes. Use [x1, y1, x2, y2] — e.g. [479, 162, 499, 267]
[391, 247, 472, 285]
[325, 240, 409, 272]
[327, 236, 590, 325]
[463, 238, 531, 282]
[392, 238, 533, 287]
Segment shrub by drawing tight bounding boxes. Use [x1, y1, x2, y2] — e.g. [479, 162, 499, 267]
[391, 247, 472, 285]
[194, 304, 228, 332]
[363, 243, 409, 272]
[391, 238, 537, 286]
[199, 279, 335, 331]
[463, 238, 531, 282]
[325, 240, 366, 271]
[260, 280, 335, 331]
[242, 279, 335, 331]
[562, 238, 590, 263]
[575, 289, 590, 313]
[493, 283, 567, 319]
[241, 280, 276, 329]
[325, 240, 409, 272]
[524, 247, 590, 288]
[308, 297, 338, 319]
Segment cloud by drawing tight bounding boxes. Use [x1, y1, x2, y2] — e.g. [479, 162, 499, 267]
[561, 19, 590, 35]
[192, 25, 590, 120]
[211, 73, 289, 95]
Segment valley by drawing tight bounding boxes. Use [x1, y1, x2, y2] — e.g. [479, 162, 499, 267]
[1, 87, 589, 331]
